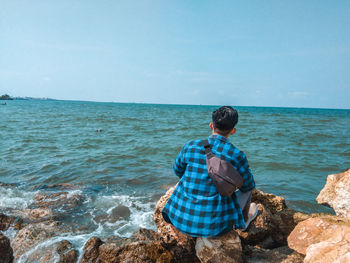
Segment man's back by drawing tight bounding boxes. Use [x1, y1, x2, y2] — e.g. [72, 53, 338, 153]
[162, 134, 255, 237]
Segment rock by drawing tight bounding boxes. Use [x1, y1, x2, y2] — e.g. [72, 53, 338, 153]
[81, 236, 173, 263]
[20, 239, 78, 263]
[0, 213, 23, 231]
[33, 191, 84, 211]
[11, 220, 68, 259]
[81, 237, 103, 263]
[316, 169, 350, 220]
[0, 232, 13, 263]
[23, 208, 53, 220]
[153, 185, 197, 261]
[134, 228, 200, 263]
[243, 245, 304, 263]
[252, 189, 287, 214]
[109, 205, 131, 223]
[236, 204, 271, 246]
[99, 241, 173, 263]
[56, 240, 78, 263]
[195, 230, 242, 263]
[270, 208, 311, 246]
[287, 217, 350, 255]
[304, 235, 350, 263]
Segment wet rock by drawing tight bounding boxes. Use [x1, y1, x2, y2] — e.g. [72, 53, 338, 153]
[24, 208, 53, 220]
[287, 217, 350, 255]
[33, 191, 84, 211]
[109, 205, 131, 223]
[196, 230, 242, 263]
[251, 189, 287, 214]
[56, 240, 78, 263]
[81, 237, 103, 263]
[0, 232, 13, 263]
[316, 169, 350, 220]
[154, 185, 198, 262]
[21, 239, 78, 263]
[243, 245, 304, 263]
[236, 204, 271, 246]
[0, 213, 23, 231]
[12, 220, 68, 259]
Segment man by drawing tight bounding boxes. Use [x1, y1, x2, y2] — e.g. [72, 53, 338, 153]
[162, 106, 257, 237]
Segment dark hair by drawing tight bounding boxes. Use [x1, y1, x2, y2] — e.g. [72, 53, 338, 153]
[212, 106, 238, 134]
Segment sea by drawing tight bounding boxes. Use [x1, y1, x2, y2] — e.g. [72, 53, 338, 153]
[1, 100, 349, 259]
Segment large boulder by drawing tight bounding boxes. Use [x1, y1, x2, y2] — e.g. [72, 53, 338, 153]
[195, 230, 243, 263]
[287, 217, 350, 261]
[316, 169, 350, 220]
[0, 232, 13, 263]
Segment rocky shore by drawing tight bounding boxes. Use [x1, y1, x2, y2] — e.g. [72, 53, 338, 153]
[0, 169, 349, 262]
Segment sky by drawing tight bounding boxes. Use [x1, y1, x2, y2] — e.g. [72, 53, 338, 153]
[1, 0, 350, 109]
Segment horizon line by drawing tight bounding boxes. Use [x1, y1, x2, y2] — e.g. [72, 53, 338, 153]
[7, 96, 350, 110]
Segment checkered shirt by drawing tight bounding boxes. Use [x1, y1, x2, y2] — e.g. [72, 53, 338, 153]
[162, 134, 256, 237]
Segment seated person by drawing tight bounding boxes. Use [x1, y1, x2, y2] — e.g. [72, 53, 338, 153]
[162, 106, 257, 237]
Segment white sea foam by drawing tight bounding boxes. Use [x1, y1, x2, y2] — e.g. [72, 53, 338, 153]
[0, 187, 36, 210]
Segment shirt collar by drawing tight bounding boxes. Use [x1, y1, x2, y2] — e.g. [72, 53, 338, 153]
[209, 134, 229, 143]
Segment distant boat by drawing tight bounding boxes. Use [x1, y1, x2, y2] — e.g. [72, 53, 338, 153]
[1, 102, 6, 105]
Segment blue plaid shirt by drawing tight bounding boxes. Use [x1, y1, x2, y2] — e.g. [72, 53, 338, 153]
[162, 134, 255, 237]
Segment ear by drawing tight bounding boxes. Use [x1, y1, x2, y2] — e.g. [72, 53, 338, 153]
[229, 128, 236, 135]
[209, 122, 214, 130]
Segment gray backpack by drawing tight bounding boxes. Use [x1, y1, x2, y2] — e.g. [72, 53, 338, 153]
[203, 140, 243, 196]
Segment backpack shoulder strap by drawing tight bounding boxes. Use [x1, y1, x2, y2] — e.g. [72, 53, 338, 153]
[203, 139, 212, 155]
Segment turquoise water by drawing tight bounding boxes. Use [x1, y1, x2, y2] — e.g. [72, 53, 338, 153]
[1, 100, 349, 248]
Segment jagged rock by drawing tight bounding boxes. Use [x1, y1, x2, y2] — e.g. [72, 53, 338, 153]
[196, 230, 242, 263]
[251, 189, 287, 214]
[0, 213, 23, 231]
[317, 169, 350, 220]
[244, 245, 304, 263]
[236, 204, 271, 246]
[11, 220, 69, 259]
[101, 241, 173, 263]
[287, 217, 350, 256]
[81, 237, 104, 263]
[153, 185, 198, 262]
[81, 236, 173, 263]
[0, 232, 13, 263]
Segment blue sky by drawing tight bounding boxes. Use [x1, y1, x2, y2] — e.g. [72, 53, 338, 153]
[1, 0, 349, 108]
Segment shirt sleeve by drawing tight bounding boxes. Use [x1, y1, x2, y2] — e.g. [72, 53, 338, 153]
[236, 151, 255, 192]
[173, 143, 188, 178]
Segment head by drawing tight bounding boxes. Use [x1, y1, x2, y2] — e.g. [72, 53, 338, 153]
[210, 106, 238, 137]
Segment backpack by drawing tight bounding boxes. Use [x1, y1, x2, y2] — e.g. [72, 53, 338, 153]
[203, 139, 243, 196]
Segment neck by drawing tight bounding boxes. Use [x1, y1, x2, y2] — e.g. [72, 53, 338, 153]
[212, 131, 229, 138]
